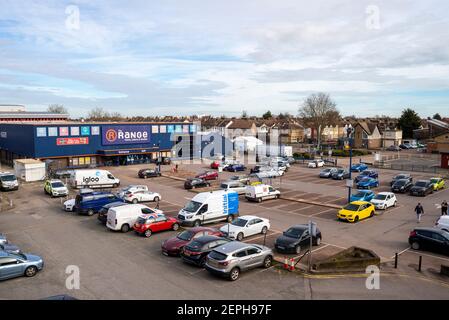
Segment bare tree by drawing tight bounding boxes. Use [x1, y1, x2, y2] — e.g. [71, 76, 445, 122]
[87, 107, 122, 121]
[47, 104, 68, 114]
[299, 92, 341, 148]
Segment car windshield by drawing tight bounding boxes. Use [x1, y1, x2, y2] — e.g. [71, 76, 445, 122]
[430, 178, 439, 184]
[322, 169, 331, 173]
[361, 171, 370, 175]
[11, 252, 27, 260]
[337, 169, 345, 174]
[360, 177, 370, 181]
[374, 194, 387, 200]
[184, 200, 202, 213]
[231, 218, 248, 227]
[354, 192, 368, 197]
[177, 230, 194, 241]
[344, 204, 360, 211]
[394, 180, 407, 186]
[395, 175, 407, 180]
[0, 175, 16, 181]
[186, 240, 204, 252]
[51, 182, 64, 188]
[415, 181, 427, 187]
[284, 227, 305, 238]
[220, 184, 229, 189]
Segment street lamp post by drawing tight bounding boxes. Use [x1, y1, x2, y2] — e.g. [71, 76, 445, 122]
[344, 125, 354, 203]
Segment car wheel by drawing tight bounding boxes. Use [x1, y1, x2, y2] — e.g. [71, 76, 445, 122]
[87, 209, 95, 216]
[370, 211, 374, 217]
[132, 198, 138, 204]
[257, 197, 262, 203]
[172, 223, 180, 231]
[354, 216, 359, 223]
[193, 220, 201, 227]
[144, 229, 152, 238]
[121, 224, 130, 233]
[393, 201, 397, 207]
[153, 196, 160, 202]
[263, 256, 273, 268]
[229, 267, 240, 281]
[25, 266, 38, 277]
[237, 232, 244, 241]
[295, 245, 301, 254]
[411, 242, 420, 250]
[200, 256, 207, 267]
[113, 183, 118, 188]
[261, 226, 268, 234]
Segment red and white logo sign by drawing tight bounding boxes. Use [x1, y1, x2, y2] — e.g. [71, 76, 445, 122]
[105, 129, 118, 142]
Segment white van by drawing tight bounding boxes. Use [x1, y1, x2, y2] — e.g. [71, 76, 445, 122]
[177, 190, 239, 227]
[245, 184, 280, 202]
[0, 172, 19, 191]
[106, 204, 163, 233]
[70, 169, 120, 189]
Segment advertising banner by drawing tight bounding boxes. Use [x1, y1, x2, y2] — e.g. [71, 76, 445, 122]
[57, 137, 89, 146]
[102, 125, 151, 145]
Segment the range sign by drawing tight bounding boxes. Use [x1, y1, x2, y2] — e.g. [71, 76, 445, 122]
[57, 137, 89, 146]
[102, 125, 151, 145]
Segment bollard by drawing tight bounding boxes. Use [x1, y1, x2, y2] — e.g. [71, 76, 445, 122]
[9, 199, 13, 207]
[289, 258, 295, 271]
[283, 257, 288, 269]
[263, 232, 267, 246]
[394, 253, 398, 269]
[418, 256, 422, 272]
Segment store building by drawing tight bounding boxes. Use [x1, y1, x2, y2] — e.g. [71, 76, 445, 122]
[0, 122, 197, 168]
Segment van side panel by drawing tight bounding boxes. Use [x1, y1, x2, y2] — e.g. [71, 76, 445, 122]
[226, 192, 239, 214]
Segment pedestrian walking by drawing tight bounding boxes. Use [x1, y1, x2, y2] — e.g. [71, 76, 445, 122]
[155, 198, 160, 210]
[442, 200, 448, 215]
[415, 203, 424, 223]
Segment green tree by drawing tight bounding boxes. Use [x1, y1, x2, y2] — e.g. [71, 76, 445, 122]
[433, 113, 442, 120]
[262, 111, 272, 119]
[398, 108, 422, 138]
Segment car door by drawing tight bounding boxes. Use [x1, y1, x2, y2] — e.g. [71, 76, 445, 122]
[416, 230, 433, 249]
[0, 257, 23, 279]
[234, 249, 251, 270]
[430, 232, 447, 253]
[153, 216, 169, 232]
[246, 247, 265, 268]
[245, 219, 257, 237]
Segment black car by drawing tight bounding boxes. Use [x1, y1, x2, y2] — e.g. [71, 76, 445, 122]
[250, 166, 262, 174]
[409, 228, 449, 255]
[184, 178, 210, 190]
[409, 180, 433, 197]
[391, 179, 413, 193]
[386, 145, 401, 151]
[97, 201, 126, 224]
[331, 169, 350, 180]
[138, 168, 161, 179]
[181, 235, 230, 267]
[274, 224, 322, 254]
[390, 173, 412, 186]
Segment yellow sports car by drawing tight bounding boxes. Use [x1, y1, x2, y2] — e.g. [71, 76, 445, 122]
[430, 177, 445, 191]
[337, 201, 375, 223]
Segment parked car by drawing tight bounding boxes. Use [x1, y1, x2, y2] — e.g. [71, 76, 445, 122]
[408, 228, 449, 255]
[210, 161, 221, 169]
[391, 179, 414, 193]
[337, 201, 376, 223]
[390, 173, 413, 186]
[308, 160, 325, 168]
[350, 190, 375, 202]
[435, 216, 449, 232]
[184, 178, 211, 190]
[331, 169, 350, 180]
[229, 175, 250, 185]
[181, 235, 231, 267]
[245, 184, 280, 202]
[250, 165, 264, 174]
[138, 168, 161, 179]
[205, 241, 273, 281]
[350, 163, 368, 172]
[224, 164, 246, 172]
[274, 224, 322, 254]
[196, 171, 219, 181]
[370, 192, 397, 210]
[106, 204, 163, 233]
[62, 188, 94, 212]
[74, 192, 121, 216]
[0, 251, 44, 280]
[386, 145, 401, 151]
[123, 190, 161, 204]
[319, 167, 338, 178]
[133, 213, 179, 238]
[354, 170, 378, 183]
[430, 177, 445, 191]
[409, 180, 434, 197]
[254, 169, 284, 179]
[220, 181, 247, 195]
[97, 201, 127, 225]
[399, 143, 411, 149]
[161, 227, 223, 256]
[117, 185, 148, 199]
[44, 179, 69, 197]
[356, 177, 379, 189]
[0, 172, 19, 191]
[0, 234, 8, 245]
[0, 242, 21, 255]
[219, 215, 270, 241]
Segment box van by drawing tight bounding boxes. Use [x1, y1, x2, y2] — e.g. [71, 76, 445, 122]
[0, 172, 19, 191]
[106, 204, 163, 233]
[74, 192, 121, 216]
[245, 184, 280, 202]
[177, 190, 239, 227]
[70, 170, 120, 189]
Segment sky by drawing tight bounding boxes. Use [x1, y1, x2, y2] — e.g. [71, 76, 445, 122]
[0, 0, 448, 118]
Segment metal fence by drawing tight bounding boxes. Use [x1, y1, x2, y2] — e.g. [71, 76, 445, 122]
[374, 161, 449, 177]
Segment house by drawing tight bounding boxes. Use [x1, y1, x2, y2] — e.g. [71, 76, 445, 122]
[225, 119, 258, 138]
[425, 131, 449, 168]
[279, 121, 304, 144]
[353, 122, 382, 149]
[381, 127, 403, 148]
[413, 118, 449, 141]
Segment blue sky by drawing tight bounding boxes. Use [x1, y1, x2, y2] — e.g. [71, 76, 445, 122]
[0, 0, 449, 118]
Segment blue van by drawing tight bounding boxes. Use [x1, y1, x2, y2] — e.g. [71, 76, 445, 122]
[74, 192, 121, 216]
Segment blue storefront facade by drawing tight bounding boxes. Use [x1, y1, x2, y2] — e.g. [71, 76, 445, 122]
[0, 122, 197, 168]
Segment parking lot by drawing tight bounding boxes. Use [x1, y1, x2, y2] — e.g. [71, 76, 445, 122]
[1, 160, 449, 299]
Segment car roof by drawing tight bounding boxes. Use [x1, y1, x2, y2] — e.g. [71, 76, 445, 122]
[238, 215, 261, 220]
[214, 241, 256, 254]
[190, 235, 223, 244]
[356, 189, 373, 193]
[349, 201, 371, 205]
[378, 192, 394, 196]
[414, 227, 446, 234]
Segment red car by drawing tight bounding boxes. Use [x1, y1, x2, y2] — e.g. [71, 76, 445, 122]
[161, 227, 223, 256]
[195, 171, 218, 180]
[133, 213, 180, 238]
[210, 161, 221, 169]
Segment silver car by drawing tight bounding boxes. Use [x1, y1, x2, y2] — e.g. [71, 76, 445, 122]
[319, 167, 338, 178]
[205, 241, 273, 281]
[220, 181, 247, 195]
[0, 233, 7, 246]
[0, 251, 44, 280]
[0, 242, 21, 254]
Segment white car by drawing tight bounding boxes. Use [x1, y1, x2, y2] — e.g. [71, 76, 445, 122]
[219, 215, 270, 241]
[63, 199, 76, 212]
[308, 160, 325, 168]
[117, 185, 148, 199]
[255, 169, 284, 179]
[436, 216, 449, 232]
[123, 190, 161, 204]
[370, 192, 397, 210]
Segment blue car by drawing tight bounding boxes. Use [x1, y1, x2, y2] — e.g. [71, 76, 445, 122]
[0, 251, 44, 280]
[351, 163, 368, 172]
[354, 170, 379, 183]
[356, 177, 379, 189]
[350, 190, 375, 202]
[226, 164, 246, 172]
[74, 192, 122, 216]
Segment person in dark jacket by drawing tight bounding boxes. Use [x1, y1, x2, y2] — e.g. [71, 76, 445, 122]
[415, 203, 424, 223]
[442, 201, 448, 215]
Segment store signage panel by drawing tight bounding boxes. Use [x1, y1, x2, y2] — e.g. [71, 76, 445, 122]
[57, 137, 89, 146]
[101, 125, 151, 145]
